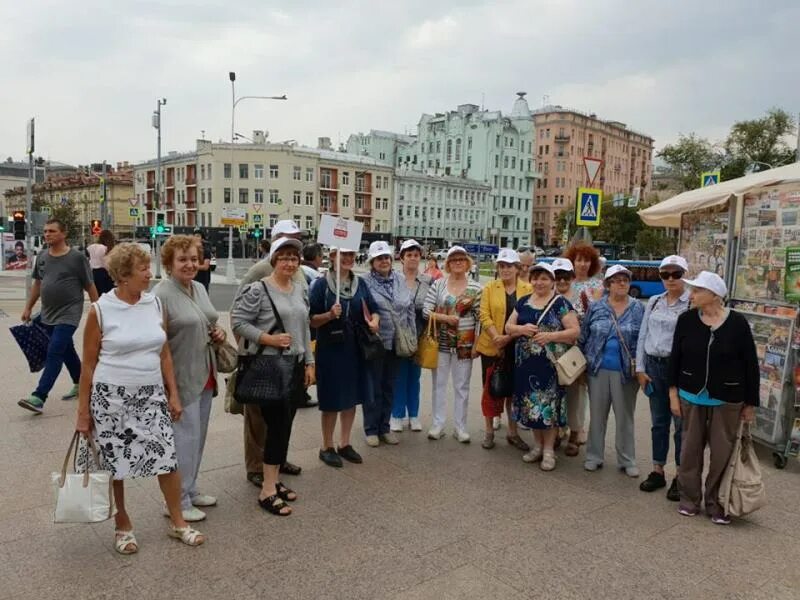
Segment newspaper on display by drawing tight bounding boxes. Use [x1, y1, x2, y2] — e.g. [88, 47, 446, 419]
[678, 203, 732, 279]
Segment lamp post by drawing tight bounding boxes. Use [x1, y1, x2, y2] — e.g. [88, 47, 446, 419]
[152, 98, 166, 278]
[226, 71, 287, 284]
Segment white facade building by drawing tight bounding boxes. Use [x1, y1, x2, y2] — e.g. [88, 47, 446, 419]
[393, 170, 491, 247]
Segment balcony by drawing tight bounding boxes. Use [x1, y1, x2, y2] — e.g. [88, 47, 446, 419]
[355, 185, 371, 194]
[554, 134, 570, 143]
[319, 179, 338, 191]
[185, 175, 196, 186]
[320, 203, 339, 215]
[355, 206, 372, 216]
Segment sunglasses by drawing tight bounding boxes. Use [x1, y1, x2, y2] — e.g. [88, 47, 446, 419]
[659, 271, 684, 280]
[554, 271, 574, 281]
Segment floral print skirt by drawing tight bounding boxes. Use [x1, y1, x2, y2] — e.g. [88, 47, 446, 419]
[512, 352, 566, 431]
[77, 382, 178, 480]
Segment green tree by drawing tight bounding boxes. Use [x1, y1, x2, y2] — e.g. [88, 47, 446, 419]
[635, 228, 676, 259]
[32, 194, 82, 245]
[657, 133, 722, 191]
[595, 201, 643, 247]
[722, 108, 797, 180]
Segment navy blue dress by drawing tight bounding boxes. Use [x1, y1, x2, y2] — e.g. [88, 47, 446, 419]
[309, 276, 379, 412]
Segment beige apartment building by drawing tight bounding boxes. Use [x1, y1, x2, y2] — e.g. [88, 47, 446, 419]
[531, 106, 654, 245]
[133, 135, 394, 237]
[4, 165, 135, 239]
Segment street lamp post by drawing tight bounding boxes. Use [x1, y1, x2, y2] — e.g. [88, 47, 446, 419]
[226, 71, 287, 284]
[152, 98, 167, 278]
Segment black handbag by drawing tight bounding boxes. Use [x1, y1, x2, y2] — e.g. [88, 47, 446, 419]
[489, 359, 513, 398]
[234, 282, 298, 405]
[357, 299, 385, 361]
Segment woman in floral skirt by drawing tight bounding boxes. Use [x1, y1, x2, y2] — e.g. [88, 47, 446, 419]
[505, 263, 580, 471]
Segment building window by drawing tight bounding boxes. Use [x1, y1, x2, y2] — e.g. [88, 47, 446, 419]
[207, 189, 212, 203]
[224, 187, 231, 203]
[254, 189, 264, 203]
[293, 166, 301, 181]
[342, 194, 349, 208]
[269, 214, 278, 227]
[376, 177, 381, 190]
[306, 168, 314, 182]
[305, 192, 313, 206]
[436, 140, 441, 153]
[467, 136, 472, 150]
[293, 191, 301, 205]
[496, 135, 500, 147]
[201, 189, 206, 204]
[305, 216, 314, 231]
[250, 164, 261, 179]
[238, 188, 248, 203]
[383, 176, 388, 188]
[239, 164, 248, 179]
[200, 165, 205, 180]
[467, 155, 472, 168]
[446, 139, 452, 162]
[269, 165, 279, 179]
[224, 163, 231, 178]
[379, 152, 385, 160]
[455, 138, 462, 161]
[269, 189, 279, 203]
[342, 171, 350, 185]
[207, 164, 212, 179]
[357, 196, 364, 210]
[504, 156, 509, 168]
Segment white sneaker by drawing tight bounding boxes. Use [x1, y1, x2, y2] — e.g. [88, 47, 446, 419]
[409, 417, 422, 431]
[454, 429, 471, 443]
[365, 435, 380, 447]
[492, 416, 501, 431]
[380, 432, 400, 445]
[389, 417, 404, 432]
[622, 466, 640, 478]
[191, 494, 217, 507]
[427, 426, 445, 440]
[163, 505, 207, 522]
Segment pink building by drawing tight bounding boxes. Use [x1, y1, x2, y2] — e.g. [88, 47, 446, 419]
[531, 106, 654, 245]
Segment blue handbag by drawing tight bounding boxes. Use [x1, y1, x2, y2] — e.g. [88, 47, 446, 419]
[9, 314, 50, 373]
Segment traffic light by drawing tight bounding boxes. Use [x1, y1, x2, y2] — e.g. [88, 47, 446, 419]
[91, 219, 102, 236]
[253, 225, 262, 239]
[155, 212, 166, 234]
[13, 210, 25, 241]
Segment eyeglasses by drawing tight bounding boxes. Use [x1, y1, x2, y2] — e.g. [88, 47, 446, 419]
[608, 277, 630, 285]
[275, 256, 300, 263]
[449, 257, 467, 263]
[659, 271, 684, 280]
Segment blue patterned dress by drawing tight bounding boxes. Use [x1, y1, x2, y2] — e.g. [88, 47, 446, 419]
[512, 295, 575, 430]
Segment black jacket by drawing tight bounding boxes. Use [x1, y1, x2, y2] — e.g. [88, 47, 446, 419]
[668, 308, 760, 406]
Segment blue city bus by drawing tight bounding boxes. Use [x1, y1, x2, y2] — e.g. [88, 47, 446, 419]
[606, 260, 665, 299]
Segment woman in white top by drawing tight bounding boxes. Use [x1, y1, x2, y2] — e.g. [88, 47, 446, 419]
[86, 230, 115, 295]
[76, 243, 205, 554]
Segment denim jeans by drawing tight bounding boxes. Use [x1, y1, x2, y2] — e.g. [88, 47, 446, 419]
[391, 357, 421, 419]
[646, 356, 682, 467]
[34, 324, 81, 402]
[364, 351, 400, 436]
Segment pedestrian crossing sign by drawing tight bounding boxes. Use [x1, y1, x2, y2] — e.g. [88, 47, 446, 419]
[575, 187, 602, 227]
[701, 170, 720, 187]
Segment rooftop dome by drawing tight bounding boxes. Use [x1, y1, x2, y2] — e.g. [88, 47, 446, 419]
[510, 92, 531, 119]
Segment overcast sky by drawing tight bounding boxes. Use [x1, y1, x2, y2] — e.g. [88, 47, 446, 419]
[2, 0, 797, 166]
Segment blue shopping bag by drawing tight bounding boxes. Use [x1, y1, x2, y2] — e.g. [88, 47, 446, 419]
[9, 314, 50, 373]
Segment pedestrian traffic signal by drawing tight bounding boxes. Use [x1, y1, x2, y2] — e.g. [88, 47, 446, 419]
[253, 225, 262, 239]
[91, 219, 102, 236]
[155, 212, 166, 234]
[13, 210, 25, 241]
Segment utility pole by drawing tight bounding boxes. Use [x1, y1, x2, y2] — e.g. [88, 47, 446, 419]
[25, 118, 34, 298]
[153, 98, 167, 278]
[796, 112, 800, 163]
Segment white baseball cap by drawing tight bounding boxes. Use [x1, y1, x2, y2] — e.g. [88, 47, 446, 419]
[496, 248, 520, 264]
[551, 257, 574, 273]
[529, 262, 555, 278]
[400, 239, 423, 254]
[329, 246, 356, 254]
[446, 246, 469, 259]
[604, 264, 632, 280]
[684, 270, 728, 298]
[271, 219, 301, 239]
[269, 237, 302, 262]
[368, 240, 393, 261]
[659, 255, 689, 271]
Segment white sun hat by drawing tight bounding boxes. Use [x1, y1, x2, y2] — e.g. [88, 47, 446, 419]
[368, 240, 393, 261]
[659, 255, 689, 271]
[551, 257, 574, 272]
[604, 264, 632, 280]
[684, 270, 728, 297]
[496, 248, 520, 264]
[271, 219, 301, 240]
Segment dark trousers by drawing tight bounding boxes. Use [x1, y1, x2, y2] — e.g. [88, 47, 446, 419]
[646, 357, 682, 467]
[678, 400, 742, 517]
[253, 361, 303, 467]
[364, 351, 400, 436]
[34, 324, 81, 402]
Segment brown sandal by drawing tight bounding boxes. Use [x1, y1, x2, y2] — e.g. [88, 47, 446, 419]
[565, 442, 580, 457]
[506, 434, 530, 452]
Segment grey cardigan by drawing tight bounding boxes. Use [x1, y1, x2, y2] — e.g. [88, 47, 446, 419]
[153, 278, 219, 405]
[230, 279, 314, 365]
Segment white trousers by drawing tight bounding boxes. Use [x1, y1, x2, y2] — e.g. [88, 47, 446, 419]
[431, 351, 473, 431]
[172, 388, 213, 509]
[566, 381, 588, 432]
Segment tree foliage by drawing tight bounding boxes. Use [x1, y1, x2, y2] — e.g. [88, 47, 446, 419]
[31, 194, 82, 244]
[635, 228, 676, 259]
[657, 133, 722, 191]
[657, 108, 797, 190]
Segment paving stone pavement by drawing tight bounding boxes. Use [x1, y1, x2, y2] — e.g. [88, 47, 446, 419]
[1, 304, 799, 600]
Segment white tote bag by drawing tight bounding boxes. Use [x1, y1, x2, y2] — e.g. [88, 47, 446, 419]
[719, 422, 767, 517]
[51, 432, 116, 523]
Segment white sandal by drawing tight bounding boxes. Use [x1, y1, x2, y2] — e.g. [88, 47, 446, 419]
[168, 525, 206, 547]
[114, 530, 138, 555]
